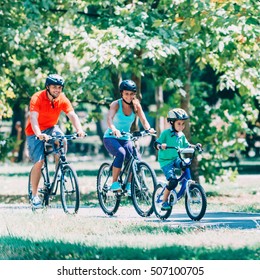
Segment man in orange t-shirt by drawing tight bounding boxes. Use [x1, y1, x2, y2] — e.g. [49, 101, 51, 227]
[25, 74, 85, 208]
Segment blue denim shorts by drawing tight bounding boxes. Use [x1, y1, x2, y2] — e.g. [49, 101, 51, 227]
[161, 158, 182, 181]
[27, 125, 64, 163]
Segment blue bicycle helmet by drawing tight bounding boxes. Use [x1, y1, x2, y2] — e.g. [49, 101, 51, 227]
[45, 74, 65, 88]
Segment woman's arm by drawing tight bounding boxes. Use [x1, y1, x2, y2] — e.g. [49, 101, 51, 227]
[107, 101, 121, 137]
[136, 103, 151, 130]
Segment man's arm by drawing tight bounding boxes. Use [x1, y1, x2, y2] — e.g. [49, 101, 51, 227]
[30, 111, 49, 140]
[30, 111, 41, 136]
[67, 111, 85, 137]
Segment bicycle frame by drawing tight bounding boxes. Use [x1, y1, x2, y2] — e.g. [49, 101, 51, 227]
[156, 148, 197, 205]
[176, 167, 192, 199]
[105, 130, 153, 192]
[156, 168, 192, 204]
[111, 140, 139, 192]
[97, 129, 157, 217]
[153, 145, 207, 221]
[40, 137, 70, 196]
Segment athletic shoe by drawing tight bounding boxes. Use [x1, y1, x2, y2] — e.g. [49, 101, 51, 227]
[110, 182, 122, 191]
[31, 196, 42, 209]
[161, 201, 171, 211]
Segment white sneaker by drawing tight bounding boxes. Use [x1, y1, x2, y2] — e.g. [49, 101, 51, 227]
[31, 196, 42, 209]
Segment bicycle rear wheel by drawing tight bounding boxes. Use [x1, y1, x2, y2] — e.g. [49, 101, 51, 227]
[185, 182, 207, 221]
[131, 161, 157, 217]
[152, 183, 172, 220]
[97, 162, 121, 216]
[60, 164, 80, 214]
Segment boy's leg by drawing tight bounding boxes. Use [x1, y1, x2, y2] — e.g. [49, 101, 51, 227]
[161, 161, 178, 210]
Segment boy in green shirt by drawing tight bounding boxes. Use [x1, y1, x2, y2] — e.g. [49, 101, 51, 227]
[154, 108, 202, 210]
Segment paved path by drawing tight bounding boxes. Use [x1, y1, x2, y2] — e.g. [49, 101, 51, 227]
[1, 204, 259, 230]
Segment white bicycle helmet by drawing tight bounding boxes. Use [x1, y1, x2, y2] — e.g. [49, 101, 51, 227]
[167, 108, 189, 122]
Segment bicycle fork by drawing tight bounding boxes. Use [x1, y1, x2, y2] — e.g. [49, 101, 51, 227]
[185, 179, 196, 201]
[132, 161, 147, 190]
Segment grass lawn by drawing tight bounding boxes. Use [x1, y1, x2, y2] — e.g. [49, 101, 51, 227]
[0, 162, 259, 260]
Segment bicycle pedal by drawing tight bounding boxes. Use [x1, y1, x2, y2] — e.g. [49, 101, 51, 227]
[39, 188, 48, 194]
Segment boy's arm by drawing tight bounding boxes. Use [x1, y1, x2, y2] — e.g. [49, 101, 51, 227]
[153, 131, 167, 150]
[182, 135, 201, 149]
[188, 142, 202, 150]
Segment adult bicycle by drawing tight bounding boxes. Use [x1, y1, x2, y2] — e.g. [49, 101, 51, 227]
[152, 146, 207, 220]
[97, 130, 157, 217]
[28, 133, 83, 214]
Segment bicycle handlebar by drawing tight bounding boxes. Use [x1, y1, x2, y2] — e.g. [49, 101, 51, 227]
[36, 133, 87, 142]
[161, 145, 203, 153]
[158, 145, 203, 163]
[126, 130, 157, 138]
[109, 130, 157, 140]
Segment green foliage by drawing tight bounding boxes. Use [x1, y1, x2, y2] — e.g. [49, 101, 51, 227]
[0, 133, 16, 162]
[0, 0, 259, 183]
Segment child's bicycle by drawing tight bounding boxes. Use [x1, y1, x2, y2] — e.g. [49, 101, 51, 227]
[28, 133, 84, 214]
[152, 145, 207, 220]
[97, 130, 157, 217]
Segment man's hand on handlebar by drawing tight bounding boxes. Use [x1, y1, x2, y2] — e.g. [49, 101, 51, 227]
[36, 133, 51, 141]
[76, 129, 86, 138]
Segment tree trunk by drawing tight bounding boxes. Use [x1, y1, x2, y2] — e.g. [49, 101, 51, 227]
[181, 60, 200, 183]
[111, 71, 120, 100]
[131, 73, 141, 131]
[155, 85, 164, 136]
[154, 85, 165, 159]
[10, 101, 26, 162]
[96, 119, 109, 157]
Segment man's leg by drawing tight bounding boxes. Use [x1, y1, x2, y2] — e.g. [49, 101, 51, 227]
[31, 160, 44, 196]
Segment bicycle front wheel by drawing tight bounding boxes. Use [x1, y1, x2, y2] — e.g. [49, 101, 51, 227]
[131, 161, 157, 217]
[97, 162, 121, 216]
[185, 182, 207, 221]
[60, 164, 80, 214]
[152, 183, 172, 220]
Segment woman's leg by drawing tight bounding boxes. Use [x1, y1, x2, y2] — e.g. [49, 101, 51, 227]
[103, 138, 126, 183]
